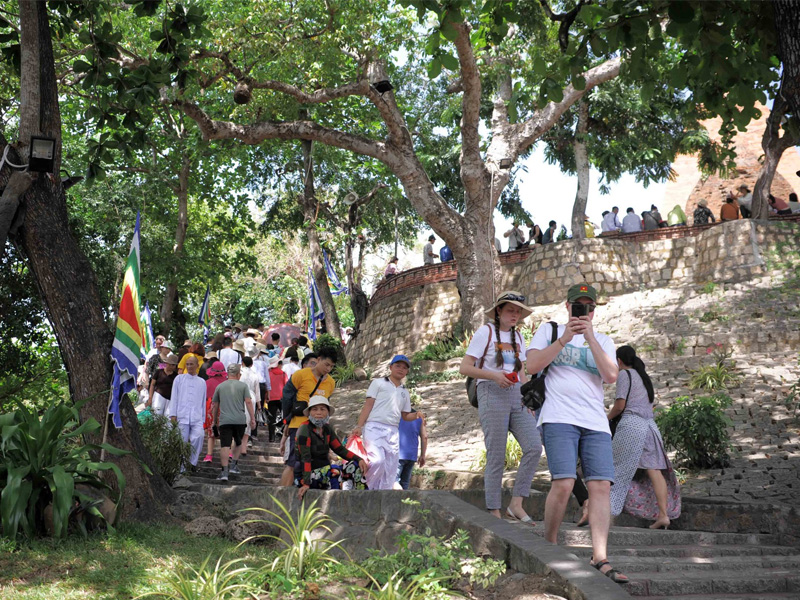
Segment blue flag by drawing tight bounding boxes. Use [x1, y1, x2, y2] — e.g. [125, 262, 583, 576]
[140, 302, 155, 358]
[308, 267, 325, 341]
[323, 249, 348, 296]
[198, 284, 211, 343]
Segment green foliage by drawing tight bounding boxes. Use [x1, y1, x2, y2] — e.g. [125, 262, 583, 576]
[689, 344, 741, 391]
[656, 393, 733, 469]
[0, 398, 129, 540]
[362, 499, 504, 590]
[240, 496, 345, 580]
[698, 309, 730, 323]
[700, 282, 718, 294]
[332, 362, 358, 385]
[347, 570, 461, 600]
[471, 434, 522, 471]
[313, 333, 347, 366]
[669, 337, 687, 357]
[136, 554, 259, 600]
[411, 334, 467, 363]
[138, 414, 194, 485]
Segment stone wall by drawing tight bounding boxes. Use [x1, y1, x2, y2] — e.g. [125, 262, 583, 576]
[346, 218, 800, 368]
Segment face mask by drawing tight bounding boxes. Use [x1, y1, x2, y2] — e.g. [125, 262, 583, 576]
[309, 415, 330, 427]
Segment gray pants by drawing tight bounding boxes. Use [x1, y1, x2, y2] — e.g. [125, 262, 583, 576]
[477, 380, 542, 510]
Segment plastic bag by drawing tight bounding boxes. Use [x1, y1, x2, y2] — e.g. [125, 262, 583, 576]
[346, 434, 367, 459]
[137, 407, 153, 423]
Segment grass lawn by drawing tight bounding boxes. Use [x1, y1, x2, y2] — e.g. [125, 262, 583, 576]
[0, 523, 274, 600]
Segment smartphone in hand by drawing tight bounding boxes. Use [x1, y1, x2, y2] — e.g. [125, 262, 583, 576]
[571, 303, 589, 318]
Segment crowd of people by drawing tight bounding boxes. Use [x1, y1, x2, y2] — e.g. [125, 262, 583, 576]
[459, 285, 681, 586]
[136, 326, 427, 494]
[406, 189, 798, 269]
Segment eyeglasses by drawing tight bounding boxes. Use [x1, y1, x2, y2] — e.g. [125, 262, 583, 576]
[498, 293, 526, 303]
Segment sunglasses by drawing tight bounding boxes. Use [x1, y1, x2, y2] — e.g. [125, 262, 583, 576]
[498, 293, 526, 303]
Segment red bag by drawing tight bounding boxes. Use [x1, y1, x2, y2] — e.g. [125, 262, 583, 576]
[346, 434, 367, 460]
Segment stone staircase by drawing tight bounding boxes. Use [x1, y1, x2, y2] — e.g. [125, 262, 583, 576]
[494, 519, 800, 599]
[188, 434, 284, 486]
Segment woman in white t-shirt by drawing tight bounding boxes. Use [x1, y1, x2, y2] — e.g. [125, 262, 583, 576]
[459, 291, 542, 523]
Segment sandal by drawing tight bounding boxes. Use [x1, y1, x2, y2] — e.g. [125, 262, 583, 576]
[591, 559, 629, 584]
[505, 507, 535, 525]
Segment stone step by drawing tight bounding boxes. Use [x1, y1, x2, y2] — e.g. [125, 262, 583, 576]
[556, 525, 784, 548]
[604, 555, 800, 574]
[193, 465, 284, 478]
[569, 545, 800, 559]
[623, 568, 800, 597]
[198, 454, 284, 466]
[649, 594, 800, 600]
[187, 473, 280, 486]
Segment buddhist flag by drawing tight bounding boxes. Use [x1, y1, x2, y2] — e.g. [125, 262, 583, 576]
[308, 267, 325, 341]
[323, 249, 348, 296]
[109, 212, 143, 429]
[141, 302, 155, 358]
[198, 284, 211, 343]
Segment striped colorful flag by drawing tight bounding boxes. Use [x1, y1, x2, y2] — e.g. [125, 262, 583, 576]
[323, 249, 348, 296]
[109, 212, 143, 429]
[198, 284, 211, 344]
[198, 284, 211, 325]
[141, 302, 155, 358]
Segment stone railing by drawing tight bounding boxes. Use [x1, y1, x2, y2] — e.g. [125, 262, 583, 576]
[372, 214, 800, 303]
[346, 217, 800, 367]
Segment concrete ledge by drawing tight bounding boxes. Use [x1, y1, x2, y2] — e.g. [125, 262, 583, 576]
[190, 483, 630, 600]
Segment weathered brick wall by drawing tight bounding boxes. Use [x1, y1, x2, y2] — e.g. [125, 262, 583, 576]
[346, 219, 800, 368]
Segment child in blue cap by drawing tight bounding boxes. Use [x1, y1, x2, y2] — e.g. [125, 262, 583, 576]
[351, 354, 425, 490]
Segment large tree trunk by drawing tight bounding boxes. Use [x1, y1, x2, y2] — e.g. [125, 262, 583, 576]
[300, 138, 343, 340]
[160, 151, 191, 336]
[751, 95, 798, 219]
[14, 1, 172, 520]
[774, 1, 800, 118]
[570, 99, 590, 240]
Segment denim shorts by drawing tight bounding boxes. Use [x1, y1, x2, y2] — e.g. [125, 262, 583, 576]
[541, 422, 615, 483]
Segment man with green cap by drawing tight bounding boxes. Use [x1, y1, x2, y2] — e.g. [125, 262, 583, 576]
[526, 283, 628, 585]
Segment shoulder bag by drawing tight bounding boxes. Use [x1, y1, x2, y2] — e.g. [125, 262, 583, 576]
[519, 321, 558, 412]
[609, 370, 631, 437]
[465, 325, 493, 408]
[291, 375, 324, 417]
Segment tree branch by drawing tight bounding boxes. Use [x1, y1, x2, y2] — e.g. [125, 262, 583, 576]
[513, 57, 621, 154]
[539, 0, 589, 52]
[453, 20, 483, 171]
[176, 99, 399, 166]
[250, 78, 370, 104]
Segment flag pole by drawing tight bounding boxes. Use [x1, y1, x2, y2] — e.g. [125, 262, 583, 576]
[100, 387, 115, 462]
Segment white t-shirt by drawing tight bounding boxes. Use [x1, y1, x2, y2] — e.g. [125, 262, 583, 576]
[622, 212, 642, 233]
[283, 362, 301, 378]
[526, 322, 616, 433]
[218, 348, 241, 369]
[465, 324, 525, 383]
[601, 212, 621, 232]
[365, 378, 412, 427]
[423, 242, 435, 265]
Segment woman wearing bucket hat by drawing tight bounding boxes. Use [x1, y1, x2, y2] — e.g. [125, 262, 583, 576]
[459, 291, 543, 523]
[294, 396, 367, 499]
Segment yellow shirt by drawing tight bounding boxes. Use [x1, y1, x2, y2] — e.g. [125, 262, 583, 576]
[288, 368, 336, 428]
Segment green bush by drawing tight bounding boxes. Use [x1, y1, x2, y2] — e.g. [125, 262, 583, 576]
[313, 333, 347, 365]
[655, 393, 733, 468]
[412, 335, 467, 363]
[689, 343, 741, 390]
[0, 398, 128, 539]
[332, 362, 363, 385]
[138, 415, 193, 485]
[361, 499, 505, 590]
[471, 434, 522, 471]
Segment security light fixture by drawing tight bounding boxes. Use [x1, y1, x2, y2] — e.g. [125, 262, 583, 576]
[28, 136, 56, 173]
[499, 158, 513, 169]
[372, 80, 394, 94]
